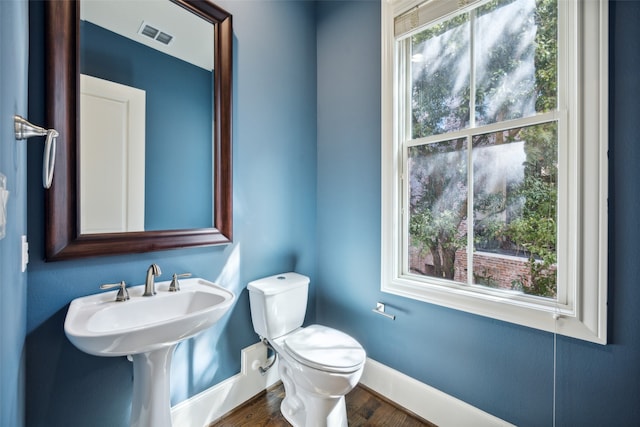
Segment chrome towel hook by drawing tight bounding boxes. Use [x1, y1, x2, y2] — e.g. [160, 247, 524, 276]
[14, 115, 58, 189]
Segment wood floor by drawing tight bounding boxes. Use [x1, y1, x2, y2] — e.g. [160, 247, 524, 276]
[209, 382, 436, 427]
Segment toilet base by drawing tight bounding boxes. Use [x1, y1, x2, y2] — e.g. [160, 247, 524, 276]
[281, 391, 348, 427]
[278, 357, 350, 427]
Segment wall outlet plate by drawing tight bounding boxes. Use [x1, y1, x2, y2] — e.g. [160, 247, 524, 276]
[21, 235, 29, 272]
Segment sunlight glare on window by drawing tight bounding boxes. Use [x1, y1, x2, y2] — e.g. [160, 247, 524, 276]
[405, 0, 559, 300]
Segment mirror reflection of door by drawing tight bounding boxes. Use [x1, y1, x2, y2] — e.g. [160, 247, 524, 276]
[80, 75, 146, 233]
[79, 0, 214, 233]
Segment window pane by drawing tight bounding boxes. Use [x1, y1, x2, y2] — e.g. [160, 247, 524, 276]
[408, 139, 468, 281]
[475, 0, 557, 125]
[472, 122, 557, 298]
[411, 15, 470, 138]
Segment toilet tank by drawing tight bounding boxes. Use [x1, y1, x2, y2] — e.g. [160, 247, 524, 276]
[247, 272, 309, 339]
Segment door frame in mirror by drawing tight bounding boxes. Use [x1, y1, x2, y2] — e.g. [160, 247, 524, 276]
[45, 0, 233, 261]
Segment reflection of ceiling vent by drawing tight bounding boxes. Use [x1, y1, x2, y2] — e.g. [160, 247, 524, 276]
[138, 21, 174, 45]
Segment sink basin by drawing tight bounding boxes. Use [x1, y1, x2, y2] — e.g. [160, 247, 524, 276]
[65, 278, 234, 356]
[64, 277, 235, 427]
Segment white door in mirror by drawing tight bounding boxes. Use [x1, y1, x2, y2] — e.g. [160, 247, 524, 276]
[80, 74, 146, 234]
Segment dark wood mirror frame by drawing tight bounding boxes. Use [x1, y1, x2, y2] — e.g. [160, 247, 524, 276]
[45, 0, 232, 261]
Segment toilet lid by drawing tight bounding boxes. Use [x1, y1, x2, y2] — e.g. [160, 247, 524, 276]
[283, 325, 366, 373]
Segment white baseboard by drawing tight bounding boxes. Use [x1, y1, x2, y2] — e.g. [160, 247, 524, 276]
[359, 358, 514, 427]
[171, 341, 280, 427]
[171, 344, 512, 427]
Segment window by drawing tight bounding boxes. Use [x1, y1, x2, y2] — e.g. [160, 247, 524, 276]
[381, 0, 608, 343]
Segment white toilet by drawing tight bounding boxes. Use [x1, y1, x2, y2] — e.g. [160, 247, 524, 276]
[248, 272, 366, 427]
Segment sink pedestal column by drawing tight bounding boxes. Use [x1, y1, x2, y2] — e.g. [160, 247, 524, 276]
[130, 344, 177, 427]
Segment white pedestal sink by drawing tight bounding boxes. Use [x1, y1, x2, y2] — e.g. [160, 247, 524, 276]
[64, 278, 235, 427]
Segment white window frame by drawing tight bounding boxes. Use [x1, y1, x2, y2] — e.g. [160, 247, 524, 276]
[381, 0, 608, 344]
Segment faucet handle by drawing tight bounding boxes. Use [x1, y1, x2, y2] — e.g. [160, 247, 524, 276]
[100, 281, 130, 302]
[169, 273, 192, 292]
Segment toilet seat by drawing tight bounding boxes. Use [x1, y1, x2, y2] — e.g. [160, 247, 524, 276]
[283, 324, 366, 373]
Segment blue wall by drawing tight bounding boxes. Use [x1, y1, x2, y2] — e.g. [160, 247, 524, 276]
[81, 20, 213, 230]
[0, 1, 28, 426]
[25, 1, 316, 426]
[316, 1, 640, 426]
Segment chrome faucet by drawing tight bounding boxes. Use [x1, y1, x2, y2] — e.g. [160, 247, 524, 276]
[143, 264, 162, 296]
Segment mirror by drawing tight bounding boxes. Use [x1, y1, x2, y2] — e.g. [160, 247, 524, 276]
[45, 0, 232, 260]
[79, 0, 215, 233]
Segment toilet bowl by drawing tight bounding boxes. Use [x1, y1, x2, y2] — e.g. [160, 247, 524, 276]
[248, 273, 366, 427]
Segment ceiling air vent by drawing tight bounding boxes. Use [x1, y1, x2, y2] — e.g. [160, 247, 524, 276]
[138, 21, 174, 46]
[155, 32, 173, 45]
